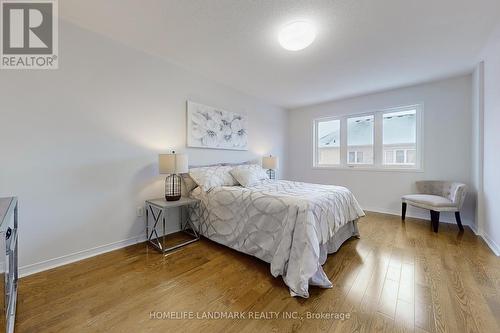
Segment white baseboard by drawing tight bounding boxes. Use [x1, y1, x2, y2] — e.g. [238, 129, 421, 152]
[364, 206, 500, 256]
[467, 222, 479, 234]
[19, 207, 500, 278]
[481, 232, 500, 256]
[19, 234, 147, 278]
[464, 222, 500, 256]
[363, 206, 466, 225]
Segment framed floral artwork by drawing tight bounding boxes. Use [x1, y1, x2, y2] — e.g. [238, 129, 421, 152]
[187, 101, 248, 150]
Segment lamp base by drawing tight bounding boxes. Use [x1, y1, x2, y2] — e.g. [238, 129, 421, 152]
[266, 169, 275, 180]
[165, 174, 182, 201]
[165, 194, 181, 201]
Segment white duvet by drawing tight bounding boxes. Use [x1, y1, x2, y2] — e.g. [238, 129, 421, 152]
[189, 180, 365, 298]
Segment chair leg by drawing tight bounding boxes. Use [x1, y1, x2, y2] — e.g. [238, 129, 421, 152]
[455, 211, 464, 231]
[401, 202, 407, 220]
[430, 210, 440, 233]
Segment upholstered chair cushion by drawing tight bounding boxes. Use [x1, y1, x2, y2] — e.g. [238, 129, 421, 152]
[415, 181, 467, 209]
[402, 180, 467, 232]
[401, 194, 455, 211]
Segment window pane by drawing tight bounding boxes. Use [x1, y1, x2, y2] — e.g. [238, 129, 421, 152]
[395, 150, 405, 163]
[383, 109, 416, 165]
[407, 149, 416, 164]
[347, 115, 374, 164]
[384, 150, 394, 164]
[356, 152, 364, 163]
[317, 119, 340, 165]
[348, 151, 355, 163]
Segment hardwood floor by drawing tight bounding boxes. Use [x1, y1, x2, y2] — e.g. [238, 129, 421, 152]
[16, 212, 500, 332]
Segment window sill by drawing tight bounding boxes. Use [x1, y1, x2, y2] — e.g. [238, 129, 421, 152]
[312, 165, 424, 173]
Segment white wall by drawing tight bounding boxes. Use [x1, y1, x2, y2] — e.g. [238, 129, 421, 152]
[0, 21, 287, 275]
[288, 75, 474, 225]
[478, 24, 500, 255]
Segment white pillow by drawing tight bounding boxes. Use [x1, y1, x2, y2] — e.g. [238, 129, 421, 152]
[189, 165, 237, 191]
[230, 164, 268, 187]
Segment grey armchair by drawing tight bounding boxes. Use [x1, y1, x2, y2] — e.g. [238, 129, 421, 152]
[401, 181, 467, 232]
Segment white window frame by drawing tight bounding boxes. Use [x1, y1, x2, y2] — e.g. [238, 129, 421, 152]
[313, 117, 341, 167]
[380, 104, 423, 170]
[346, 113, 375, 167]
[312, 104, 423, 171]
[348, 151, 365, 164]
[384, 148, 416, 165]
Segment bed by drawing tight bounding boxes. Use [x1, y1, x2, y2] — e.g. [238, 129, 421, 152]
[186, 168, 364, 298]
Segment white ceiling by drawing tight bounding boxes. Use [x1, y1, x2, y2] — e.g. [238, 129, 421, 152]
[61, 0, 500, 109]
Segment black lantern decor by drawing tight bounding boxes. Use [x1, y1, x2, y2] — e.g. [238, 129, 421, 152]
[164, 174, 181, 201]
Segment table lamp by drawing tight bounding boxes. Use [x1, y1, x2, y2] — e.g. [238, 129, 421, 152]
[159, 151, 188, 201]
[262, 155, 278, 180]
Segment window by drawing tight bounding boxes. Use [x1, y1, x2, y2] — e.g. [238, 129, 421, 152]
[395, 150, 405, 164]
[313, 105, 422, 170]
[348, 151, 364, 164]
[314, 118, 340, 166]
[347, 115, 374, 165]
[383, 148, 416, 165]
[383, 108, 417, 167]
[407, 149, 416, 164]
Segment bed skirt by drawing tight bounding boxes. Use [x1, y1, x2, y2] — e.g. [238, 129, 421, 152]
[324, 219, 359, 256]
[289, 220, 360, 297]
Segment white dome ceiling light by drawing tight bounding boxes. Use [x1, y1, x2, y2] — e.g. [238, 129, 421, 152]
[278, 21, 317, 51]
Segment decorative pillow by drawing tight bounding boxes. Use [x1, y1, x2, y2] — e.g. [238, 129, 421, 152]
[180, 173, 198, 197]
[230, 164, 268, 187]
[189, 165, 237, 191]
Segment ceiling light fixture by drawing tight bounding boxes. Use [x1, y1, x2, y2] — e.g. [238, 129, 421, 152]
[278, 21, 316, 51]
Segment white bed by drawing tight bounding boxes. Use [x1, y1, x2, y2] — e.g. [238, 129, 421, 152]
[188, 179, 365, 298]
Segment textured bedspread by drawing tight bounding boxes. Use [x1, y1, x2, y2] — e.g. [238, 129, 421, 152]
[189, 180, 365, 297]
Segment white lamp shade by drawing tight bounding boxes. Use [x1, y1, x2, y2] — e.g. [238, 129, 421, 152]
[175, 154, 189, 174]
[262, 155, 278, 170]
[159, 153, 188, 174]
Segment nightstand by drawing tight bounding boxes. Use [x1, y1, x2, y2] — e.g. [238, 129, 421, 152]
[145, 197, 200, 254]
